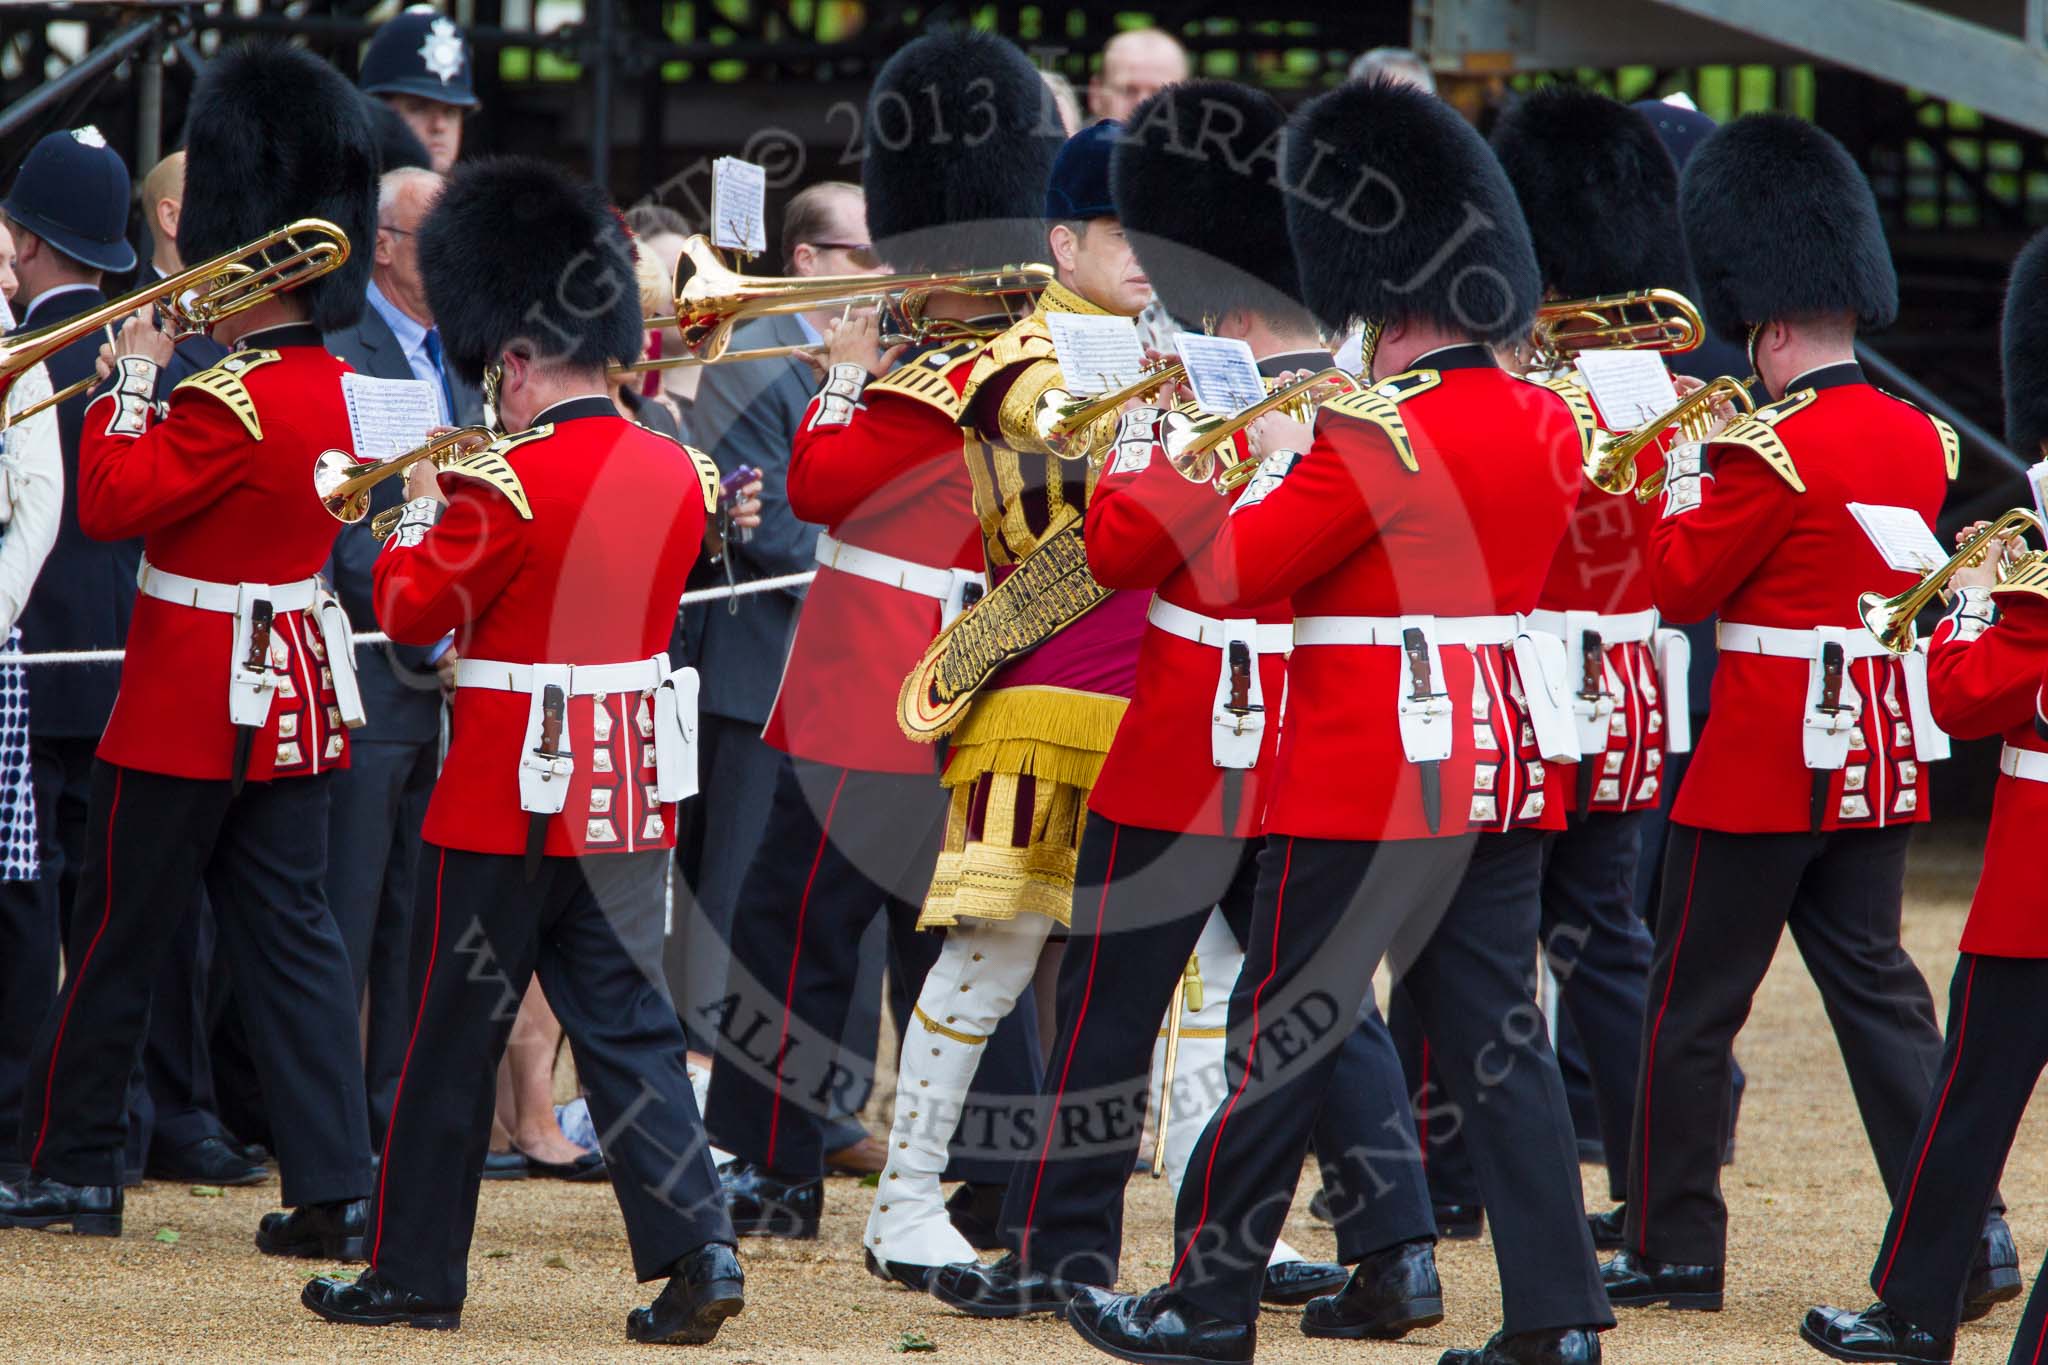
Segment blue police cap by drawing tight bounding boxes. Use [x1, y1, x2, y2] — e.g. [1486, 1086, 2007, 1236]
[360, 5, 479, 108]
[1045, 119, 1121, 221]
[0, 126, 136, 274]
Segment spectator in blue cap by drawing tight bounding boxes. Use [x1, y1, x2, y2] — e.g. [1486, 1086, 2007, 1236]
[359, 4, 478, 172]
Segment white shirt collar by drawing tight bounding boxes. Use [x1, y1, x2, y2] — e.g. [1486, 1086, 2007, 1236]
[367, 279, 432, 355]
[21, 282, 99, 317]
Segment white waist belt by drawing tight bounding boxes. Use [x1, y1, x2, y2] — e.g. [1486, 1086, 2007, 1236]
[137, 558, 318, 615]
[1146, 599, 1289, 771]
[1717, 620, 1947, 769]
[2000, 744, 2048, 783]
[1147, 598, 1293, 653]
[1293, 614, 1519, 648]
[455, 656, 669, 696]
[457, 654, 700, 810]
[815, 532, 984, 626]
[1524, 607, 1658, 645]
[1716, 621, 1892, 660]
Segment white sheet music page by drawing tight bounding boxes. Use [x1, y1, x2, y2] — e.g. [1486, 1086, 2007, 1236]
[1848, 502, 1948, 574]
[1044, 312, 1146, 397]
[710, 158, 768, 255]
[1571, 349, 1680, 431]
[340, 373, 439, 462]
[1177, 334, 1267, 417]
[2028, 459, 2048, 525]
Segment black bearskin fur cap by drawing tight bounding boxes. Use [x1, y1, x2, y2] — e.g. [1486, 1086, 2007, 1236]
[419, 157, 643, 387]
[1491, 85, 1691, 299]
[1112, 80, 1305, 329]
[365, 94, 434, 173]
[1679, 112, 1897, 341]
[178, 43, 377, 333]
[862, 29, 1064, 273]
[1282, 77, 1539, 344]
[2002, 229, 2048, 455]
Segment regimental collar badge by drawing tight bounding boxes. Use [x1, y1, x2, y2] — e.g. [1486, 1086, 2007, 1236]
[418, 17, 465, 84]
[71, 125, 107, 148]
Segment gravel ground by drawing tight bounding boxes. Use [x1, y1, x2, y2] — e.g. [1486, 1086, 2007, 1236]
[0, 831, 2033, 1363]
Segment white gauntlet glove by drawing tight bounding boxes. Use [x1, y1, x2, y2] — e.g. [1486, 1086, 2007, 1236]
[809, 362, 869, 430]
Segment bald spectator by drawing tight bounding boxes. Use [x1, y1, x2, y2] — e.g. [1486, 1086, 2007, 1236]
[1088, 28, 1189, 121]
[1042, 69, 1083, 135]
[1347, 45, 1437, 94]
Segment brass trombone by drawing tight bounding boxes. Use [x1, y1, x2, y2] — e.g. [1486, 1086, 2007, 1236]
[1530, 288, 1702, 371]
[1168, 367, 1358, 493]
[1859, 508, 2047, 654]
[1585, 375, 1755, 499]
[0, 219, 351, 432]
[313, 425, 497, 531]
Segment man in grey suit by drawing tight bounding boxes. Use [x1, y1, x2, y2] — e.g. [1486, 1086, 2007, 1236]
[321, 166, 483, 1150]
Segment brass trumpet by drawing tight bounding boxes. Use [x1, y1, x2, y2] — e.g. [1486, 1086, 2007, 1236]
[0, 219, 350, 432]
[1037, 359, 1187, 460]
[313, 425, 497, 530]
[1858, 507, 2048, 654]
[1530, 288, 1702, 371]
[1585, 376, 1755, 499]
[1168, 367, 1357, 493]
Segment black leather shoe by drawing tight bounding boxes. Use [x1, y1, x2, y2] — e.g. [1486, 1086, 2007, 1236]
[1301, 1239, 1443, 1340]
[1066, 1284, 1253, 1364]
[1439, 1326, 1603, 1364]
[1799, 1303, 1952, 1363]
[145, 1136, 267, 1187]
[1261, 1258, 1350, 1307]
[929, 1251, 1089, 1318]
[1599, 1249, 1722, 1311]
[1435, 1203, 1484, 1240]
[718, 1159, 820, 1239]
[628, 1242, 745, 1344]
[302, 1269, 460, 1330]
[864, 1248, 939, 1293]
[481, 1150, 529, 1181]
[1309, 1186, 1333, 1224]
[1586, 1205, 1626, 1251]
[1962, 1215, 2022, 1322]
[255, 1198, 368, 1262]
[517, 1143, 606, 1182]
[946, 1181, 1006, 1251]
[0, 1175, 122, 1235]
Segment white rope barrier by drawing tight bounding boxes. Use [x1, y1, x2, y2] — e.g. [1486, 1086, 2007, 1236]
[1, 570, 820, 667]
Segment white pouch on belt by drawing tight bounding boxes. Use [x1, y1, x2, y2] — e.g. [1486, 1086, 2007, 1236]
[1801, 626, 1863, 771]
[653, 662, 702, 802]
[1511, 629, 1580, 763]
[314, 589, 367, 730]
[1900, 646, 1951, 763]
[1654, 628, 1693, 754]
[518, 663, 574, 815]
[1394, 615, 1453, 765]
[1564, 610, 1616, 755]
[1209, 620, 1266, 770]
[228, 584, 286, 729]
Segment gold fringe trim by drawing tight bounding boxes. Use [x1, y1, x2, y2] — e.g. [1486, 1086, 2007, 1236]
[941, 686, 1128, 792]
[914, 1005, 989, 1046]
[919, 772, 1093, 930]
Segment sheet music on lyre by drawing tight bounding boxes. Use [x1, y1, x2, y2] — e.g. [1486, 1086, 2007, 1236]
[710, 157, 768, 256]
[1177, 334, 1267, 417]
[1848, 502, 1948, 575]
[1044, 312, 1146, 397]
[340, 373, 439, 462]
[1572, 349, 1680, 431]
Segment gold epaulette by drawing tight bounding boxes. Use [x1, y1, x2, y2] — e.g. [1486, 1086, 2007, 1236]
[682, 441, 719, 515]
[172, 349, 281, 441]
[1537, 373, 1601, 475]
[869, 339, 979, 419]
[1711, 389, 1817, 493]
[440, 426, 542, 520]
[1875, 387, 1962, 480]
[1318, 369, 1443, 473]
[1993, 551, 2048, 603]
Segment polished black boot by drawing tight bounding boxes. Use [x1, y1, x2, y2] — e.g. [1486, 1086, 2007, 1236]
[718, 1159, 821, 1239]
[144, 1135, 268, 1187]
[0, 1175, 122, 1236]
[1599, 1249, 1723, 1311]
[928, 1250, 1093, 1318]
[1439, 1326, 1603, 1364]
[1300, 1238, 1443, 1341]
[1066, 1285, 1253, 1365]
[945, 1182, 1006, 1252]
[1435, 1202, 1484, 1240]
[1798, 1303, 1953, 1364]
[302, 1269, 461, 1330]
[1261, 1258, 1350, 1307]
[1586, 1204, 1626, 1252]
[255, 1198, 368, 1261]
[1962, 1215, 2022, 1322]
[864, 1248, 940, 1293]
[627, 1242, 745, 1345]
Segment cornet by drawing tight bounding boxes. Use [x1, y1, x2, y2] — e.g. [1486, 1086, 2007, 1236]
[1167, 367, 1358, 493]
[1859, 508, 2047, 654]
[1586, 376, 1755, 499]
[313, 426, 497, 533]
[1037, 359, 1187, 461]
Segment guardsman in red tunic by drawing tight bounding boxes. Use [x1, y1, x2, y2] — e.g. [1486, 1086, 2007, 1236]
[0, 45, 380, 1254]
[927, 81, 1432, 1332]
[702, 29, 1060, 1245]
[1066, 78, 1612, 1365]
[1392, 86, 1700, 1243]
[301, 159, 742, 1342]
[1602, 113, 2013, 1316]
[1799, 230, 2048, 1365]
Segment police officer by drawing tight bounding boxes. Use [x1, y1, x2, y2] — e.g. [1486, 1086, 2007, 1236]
[359, 4, 478, 173]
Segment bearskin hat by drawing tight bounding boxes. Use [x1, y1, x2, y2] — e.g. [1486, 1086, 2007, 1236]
[419, 157, 643, 387]
[1680, 113, 1897, 342]
[2002, 230, 2048, 455]
[1112, 81, 1305, 329]
[364, 94, 434, 173]
[862, 29, 1064, 273]
[178, 44, 377, 333]
[1282, 77, 1539, 344]
[1491, 85, 1690, 299]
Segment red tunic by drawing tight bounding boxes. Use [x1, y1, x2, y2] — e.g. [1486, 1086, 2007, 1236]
[1927, 584, 2048, 958]
[373, 398, 710, 857]
[78, 329, 351, 782]
[1651, 367, 1946, 834]
[764, 342, 983, 776]
[1190, 347, 1584, 842]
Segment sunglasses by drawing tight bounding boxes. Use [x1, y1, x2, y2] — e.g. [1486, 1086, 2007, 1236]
[806, 241, 880, 269]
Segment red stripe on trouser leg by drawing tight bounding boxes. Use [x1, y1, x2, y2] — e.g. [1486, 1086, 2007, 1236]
[1638, 830, 1703, 1255]
[1172, 837, 1292, 1283]
[2030, 1309, 2048, 1364]
[1876, 956, 1977, 1297]
[1019, 825, 1119, 1261]
[764, 769, 848, 1169]
[371, 847, 447, 1269]
[30, 769, 123, 1170]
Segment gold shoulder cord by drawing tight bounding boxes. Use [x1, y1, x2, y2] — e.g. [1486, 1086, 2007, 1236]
[1319, 369, 1442, 473]
[1993, 552, 2048, 603]
[869, 340, 977, 420]
[173, 348, 283, 441]
[1710, 389, 1818, 493]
